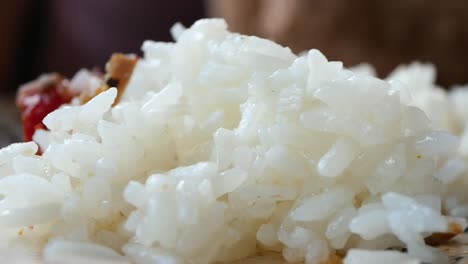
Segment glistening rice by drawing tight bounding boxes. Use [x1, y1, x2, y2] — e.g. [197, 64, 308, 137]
[1, 19, 468, 264]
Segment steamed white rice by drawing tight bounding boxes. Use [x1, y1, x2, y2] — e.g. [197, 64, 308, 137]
[2, 19, 468, 264]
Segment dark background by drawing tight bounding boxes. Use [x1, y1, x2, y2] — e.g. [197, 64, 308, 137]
[0, 0, 205, 94]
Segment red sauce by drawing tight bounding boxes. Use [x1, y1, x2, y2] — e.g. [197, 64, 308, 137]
[16, 74, 73, 142]
[16, 54, 137, 148]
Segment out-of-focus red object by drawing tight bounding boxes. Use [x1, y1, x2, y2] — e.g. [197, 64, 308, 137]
[16, 74, 72, 142]
[15, 53, 138, 144]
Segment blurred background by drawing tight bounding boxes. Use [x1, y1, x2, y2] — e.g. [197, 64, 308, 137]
[1, 0, 468, 147]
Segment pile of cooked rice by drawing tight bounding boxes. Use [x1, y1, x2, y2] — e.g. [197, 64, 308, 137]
[2, 19, 468, 264]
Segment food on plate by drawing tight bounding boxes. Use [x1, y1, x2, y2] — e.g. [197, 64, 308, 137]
[16, 53, 138, 143]
[3, 19, 468, 263]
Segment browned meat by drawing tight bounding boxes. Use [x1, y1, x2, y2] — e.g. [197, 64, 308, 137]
[79, 53, 138, 104]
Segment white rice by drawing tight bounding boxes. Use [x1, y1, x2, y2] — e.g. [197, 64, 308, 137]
[2, 18, 468, 263]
